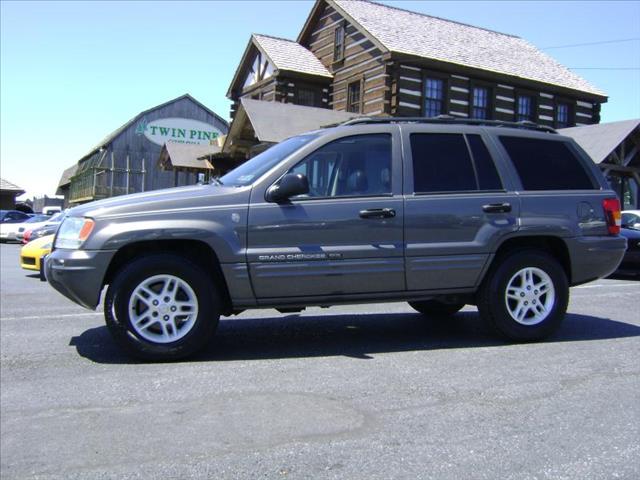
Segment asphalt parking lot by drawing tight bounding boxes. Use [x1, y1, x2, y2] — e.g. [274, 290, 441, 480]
[1, 242, 639, 479]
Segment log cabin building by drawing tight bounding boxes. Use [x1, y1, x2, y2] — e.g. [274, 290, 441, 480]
[224, 0, 607, 158]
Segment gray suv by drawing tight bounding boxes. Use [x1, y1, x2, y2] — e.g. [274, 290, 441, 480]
[46, 118, 627, 360]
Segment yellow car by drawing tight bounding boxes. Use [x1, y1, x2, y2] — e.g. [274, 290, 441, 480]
[20, 234, 53, 272]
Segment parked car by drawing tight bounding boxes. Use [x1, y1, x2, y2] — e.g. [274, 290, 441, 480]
[42, 206, 62, 216]
[45, 118, 627, 361]
[20, 234, 54, 272]
[621, 210, 640, 230]
[616, 210, 640, 274]
[22, 212, 65, 244]
[0, 210, 32, 241]
[1, 214, 50, 243]
[0, 210, 31, 222]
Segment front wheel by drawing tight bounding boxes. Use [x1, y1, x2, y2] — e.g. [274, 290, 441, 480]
[105, 254, 220, 361]
[477, 250, 569, 341]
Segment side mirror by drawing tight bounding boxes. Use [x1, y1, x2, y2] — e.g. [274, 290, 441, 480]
[266, 173, 310, 203]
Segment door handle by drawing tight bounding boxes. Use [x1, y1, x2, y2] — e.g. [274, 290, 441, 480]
[482, 203, 512, 213]
[359, 208, 396, 219]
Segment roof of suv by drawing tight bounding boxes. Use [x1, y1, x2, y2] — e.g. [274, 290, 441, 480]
[330, 116, 558, 134]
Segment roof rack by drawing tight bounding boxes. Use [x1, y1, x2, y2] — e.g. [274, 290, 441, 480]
[338, 115, 557, 133]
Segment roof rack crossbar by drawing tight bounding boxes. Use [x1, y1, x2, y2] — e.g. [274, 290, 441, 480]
[338, 116, 557, 133]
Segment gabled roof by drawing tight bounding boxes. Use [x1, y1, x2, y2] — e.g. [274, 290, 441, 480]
[560, 119, 640, 164]
[158, 143, 219, 170]
[299, 0, 606, 98]
[0, 178, 25, 194]
[225, 98, 361, 149]
[80, 94, 229, 162]
[227, 34, 332, 98]
[254, 34, 333, 78]
[56, 164, 79, 190]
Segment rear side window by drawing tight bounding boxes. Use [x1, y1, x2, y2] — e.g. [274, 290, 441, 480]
[410, 133, 503, 193]
[499, 137, 596, 190]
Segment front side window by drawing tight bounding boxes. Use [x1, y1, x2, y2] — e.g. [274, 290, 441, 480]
[471, 87, 490, 119]
[289, 134, 392, 198]
[424, 78, 445, 117]
[220, 134, 319, 187]
[516, 95, 534, 122]
[347, 81, 361, 113]
[499, 136, 596, 190]
[333, 24, 345, 62]
[556, 103, 570, 128]
[410, 133, 503, 193]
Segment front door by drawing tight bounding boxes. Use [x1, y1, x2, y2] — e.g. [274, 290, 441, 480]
[247, 132, 405, 299]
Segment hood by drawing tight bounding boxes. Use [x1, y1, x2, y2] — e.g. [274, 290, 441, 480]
[68, 183, 250, 219]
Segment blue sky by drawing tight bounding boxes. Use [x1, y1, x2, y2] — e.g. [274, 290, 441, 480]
[1, 0, 639, 198]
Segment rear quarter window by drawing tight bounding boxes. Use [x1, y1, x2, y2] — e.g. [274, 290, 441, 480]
[499, 136, 597, 190]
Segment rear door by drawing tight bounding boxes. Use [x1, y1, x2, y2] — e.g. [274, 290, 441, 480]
[402, 126, 520, 291]
[247, 127, 405, 299]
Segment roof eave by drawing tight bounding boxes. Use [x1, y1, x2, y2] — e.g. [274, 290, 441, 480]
[389, 51, 608, 102]
[226, 36, 260, 99]
[297, 0, 388, 54]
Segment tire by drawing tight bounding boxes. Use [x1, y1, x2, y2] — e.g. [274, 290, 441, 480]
[104, 253, 220, 361]
[409, 300, 465, 317]
[477, 249, 569, 341]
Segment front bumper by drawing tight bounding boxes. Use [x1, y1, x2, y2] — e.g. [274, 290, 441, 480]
[45, 248, 116, 310]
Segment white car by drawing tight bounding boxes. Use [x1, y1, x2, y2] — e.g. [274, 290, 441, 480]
[621, 210, 640, 230]
[0, 213, 59, 243]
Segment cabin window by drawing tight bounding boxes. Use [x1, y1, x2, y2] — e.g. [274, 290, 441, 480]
[516, 95, 534, 122]
[471, 87, 490, 119]
[333, 24, 345, 62]
[297, 88, 317, 107]
[347, 81, 361, 113]
[424, 78, 445, 117]
[556, 103, 570, 128]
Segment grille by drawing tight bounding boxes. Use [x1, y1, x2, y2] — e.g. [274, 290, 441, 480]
[21, 256, 36, 266]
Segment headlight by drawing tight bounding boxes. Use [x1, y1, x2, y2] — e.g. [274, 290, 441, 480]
[42, 242, 53, 250]
[54, 217, 95, 249]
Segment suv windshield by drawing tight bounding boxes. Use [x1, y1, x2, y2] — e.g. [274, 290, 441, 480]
[219, 133, 319, 187]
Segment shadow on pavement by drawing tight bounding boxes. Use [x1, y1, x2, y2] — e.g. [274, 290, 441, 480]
[70, 310, 640, 364]
[607, 272, 640, 281]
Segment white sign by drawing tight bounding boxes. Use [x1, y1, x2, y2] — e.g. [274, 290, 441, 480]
[135, 117, 223, 146]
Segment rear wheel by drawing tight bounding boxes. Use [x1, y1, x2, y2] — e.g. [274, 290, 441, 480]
[409, 300, 465, 317]
[105, 254, 220, 361]
[477, 250, 569, 341]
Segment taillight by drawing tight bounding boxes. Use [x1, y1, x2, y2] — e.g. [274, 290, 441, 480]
[602, 198, 621, 235]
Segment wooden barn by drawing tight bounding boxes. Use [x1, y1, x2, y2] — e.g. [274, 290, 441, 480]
[224, 0, 607, 158]
[59, 94, 228, 206]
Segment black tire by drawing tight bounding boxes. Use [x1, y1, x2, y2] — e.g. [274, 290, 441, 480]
[104, 254, 220, 361]
[477, 249, 569, 341]
[409, 300, 465, 317]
